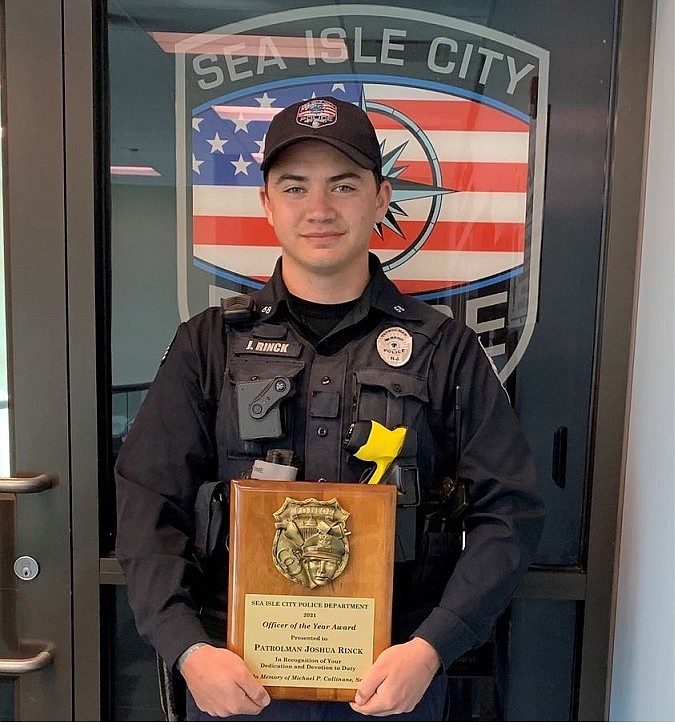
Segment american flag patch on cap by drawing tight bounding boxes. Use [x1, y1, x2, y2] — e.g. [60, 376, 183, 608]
[296, 99, 337, 128]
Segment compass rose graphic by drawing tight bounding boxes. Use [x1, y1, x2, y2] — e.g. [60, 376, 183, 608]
[358, 94, 455, 272]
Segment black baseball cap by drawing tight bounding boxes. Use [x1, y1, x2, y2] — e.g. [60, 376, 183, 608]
[261, 97, 382, 179]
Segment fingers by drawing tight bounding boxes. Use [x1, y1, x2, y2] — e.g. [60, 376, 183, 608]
[199, 691, 266, 718]
[194, 680, 269, 718]
[349, 640, 440, 716]
[350, 681, 408, 718]
[353, 668, 386, 706]
[183, 645, 271, 717]
[207, 689, 269, 717]
[237, 671, 271, 708]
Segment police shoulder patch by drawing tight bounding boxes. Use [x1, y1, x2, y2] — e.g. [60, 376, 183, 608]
[478, 336, 510, 401]
[159, 331, 178, 367]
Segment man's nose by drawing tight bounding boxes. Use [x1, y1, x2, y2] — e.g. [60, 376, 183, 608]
[305, 190, 336, 223]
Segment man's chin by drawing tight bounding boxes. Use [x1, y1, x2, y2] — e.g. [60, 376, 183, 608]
[281, 247, 370, 285]
[297, 252, 349, 274]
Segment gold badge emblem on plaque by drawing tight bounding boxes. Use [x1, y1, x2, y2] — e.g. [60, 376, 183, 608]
[228, 479, 396, 701]
[272, 497, 351, 589]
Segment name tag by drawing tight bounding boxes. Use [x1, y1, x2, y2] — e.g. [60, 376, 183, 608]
[234, 339, 302, 357]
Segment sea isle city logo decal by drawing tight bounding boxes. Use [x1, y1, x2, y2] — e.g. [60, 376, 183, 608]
[160, 6, 549, 380]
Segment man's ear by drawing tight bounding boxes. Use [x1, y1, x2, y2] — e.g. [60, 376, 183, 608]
[259, 186, 274, 226]
[375, 180, 393, 223]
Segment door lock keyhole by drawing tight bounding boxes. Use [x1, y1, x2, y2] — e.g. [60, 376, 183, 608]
[14, 555, 40, 581]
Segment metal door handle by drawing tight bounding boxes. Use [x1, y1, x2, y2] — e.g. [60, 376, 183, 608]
[0, 649, 53, 675]
[0, 473, 56, 494]
[0, 474, 57, 676]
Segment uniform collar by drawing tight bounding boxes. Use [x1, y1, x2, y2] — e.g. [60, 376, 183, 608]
[254, 254, 424, 323]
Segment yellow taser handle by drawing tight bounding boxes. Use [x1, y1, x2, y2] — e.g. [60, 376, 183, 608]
[353, 420, 407, 484]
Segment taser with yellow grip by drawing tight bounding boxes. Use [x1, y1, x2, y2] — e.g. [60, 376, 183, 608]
[342, 420, 409, 484]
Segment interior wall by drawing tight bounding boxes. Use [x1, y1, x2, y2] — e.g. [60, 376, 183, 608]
[111, 183, 180, 386]
[609, 0, 674, 720]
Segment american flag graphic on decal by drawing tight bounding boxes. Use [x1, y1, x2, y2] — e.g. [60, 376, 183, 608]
[190, 80, 529, 296]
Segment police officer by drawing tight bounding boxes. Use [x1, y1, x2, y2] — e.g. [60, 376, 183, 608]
[115, 96, 545, 721]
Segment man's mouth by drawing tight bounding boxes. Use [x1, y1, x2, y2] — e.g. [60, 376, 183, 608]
[302, 232, 344, 239]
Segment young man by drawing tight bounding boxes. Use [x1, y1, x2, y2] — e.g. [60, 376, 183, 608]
[116, 97, 544, 721]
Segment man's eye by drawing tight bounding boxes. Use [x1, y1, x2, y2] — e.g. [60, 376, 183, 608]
[334, 184, 355, 193]
[283, 186, 305, 194]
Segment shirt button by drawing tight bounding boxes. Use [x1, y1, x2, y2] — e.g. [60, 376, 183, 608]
[317, 426, 328, 437]
[392, 383, 402, 393]
[321, 376, 331, 385]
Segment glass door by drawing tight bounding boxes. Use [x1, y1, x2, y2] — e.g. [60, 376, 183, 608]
[102, 0, 630, 720]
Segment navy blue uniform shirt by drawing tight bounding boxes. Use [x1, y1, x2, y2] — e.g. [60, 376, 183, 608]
[115, 255, 545, 673]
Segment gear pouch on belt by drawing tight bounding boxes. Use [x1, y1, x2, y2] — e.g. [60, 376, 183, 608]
[194, 480, 229, 561]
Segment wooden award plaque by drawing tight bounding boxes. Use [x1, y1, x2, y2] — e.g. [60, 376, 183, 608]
[227, 479, 396, 702]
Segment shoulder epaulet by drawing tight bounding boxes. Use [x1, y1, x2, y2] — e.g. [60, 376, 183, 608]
[220, 295, 256, 325]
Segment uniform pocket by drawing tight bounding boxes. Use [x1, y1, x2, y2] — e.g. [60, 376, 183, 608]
[353, 368, 428, 429]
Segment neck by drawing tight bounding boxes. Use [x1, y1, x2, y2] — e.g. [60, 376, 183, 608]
[281, 258, 370, 303]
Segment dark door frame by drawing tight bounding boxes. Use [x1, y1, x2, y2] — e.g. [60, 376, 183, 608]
[579, 0, 656, 718]
[2, 0, 73, 719]
[63, 0, 102, 720]
[1, 0, 102, 720]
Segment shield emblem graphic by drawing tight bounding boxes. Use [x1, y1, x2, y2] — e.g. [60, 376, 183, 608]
[169, 6, 549, 380]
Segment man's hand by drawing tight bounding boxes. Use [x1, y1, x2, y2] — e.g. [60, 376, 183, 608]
[181, 644, 271, 717]
[349, 637, 441, 717]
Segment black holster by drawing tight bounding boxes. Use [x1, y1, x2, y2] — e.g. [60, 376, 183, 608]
[193, 480, 231, 615]
[194, 480, 229, 561]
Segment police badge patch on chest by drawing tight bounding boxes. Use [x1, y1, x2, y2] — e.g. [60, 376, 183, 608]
[377, 327, 413, 367]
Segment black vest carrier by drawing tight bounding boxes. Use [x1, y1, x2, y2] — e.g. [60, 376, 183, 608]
[195, 294, 466, 642]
